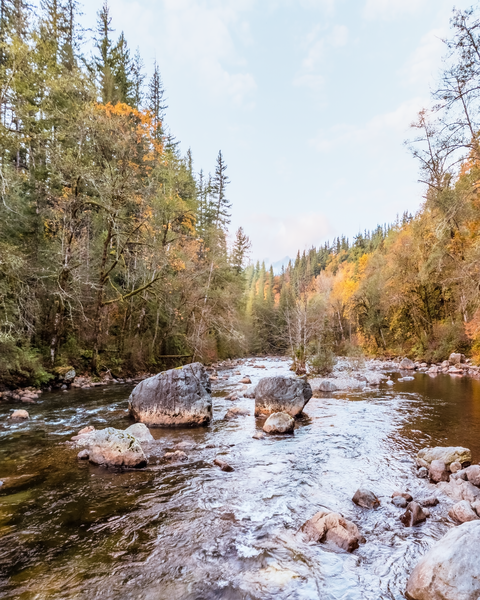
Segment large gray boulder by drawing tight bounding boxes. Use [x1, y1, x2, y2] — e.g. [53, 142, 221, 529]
[417, 446, 471, 469]
[400, 358, 415, 370]
[406, 521, 480, 600]
[128, 362, 212, 427]
[76, 427, 147, 468]
[254, 376, 312, 417]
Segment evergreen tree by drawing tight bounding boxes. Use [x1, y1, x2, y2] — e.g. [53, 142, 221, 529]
[212, 150, 231, 229]
[231, 226, 251, 273]
[148, 60, 167, 139]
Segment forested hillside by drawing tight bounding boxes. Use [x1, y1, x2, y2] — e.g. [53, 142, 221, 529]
[245, 7, 480, 372]
[3, 2, 480, 387]
[0, 1, 251, 385]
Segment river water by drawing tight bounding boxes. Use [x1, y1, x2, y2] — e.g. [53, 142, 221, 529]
[1, 358, 480, 600]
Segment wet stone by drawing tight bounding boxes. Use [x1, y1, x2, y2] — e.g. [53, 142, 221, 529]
[417, 467, 429, 478]
[400, 501, 428, 527]
[392, 496, 408, 508]
[429, 460, 450, 483]
[352, 488, 380, 509]
[448, 500, 479, 523]
[214, 458, 234, 472]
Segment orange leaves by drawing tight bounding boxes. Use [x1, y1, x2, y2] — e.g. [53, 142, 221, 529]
[95, 102, 164, 163]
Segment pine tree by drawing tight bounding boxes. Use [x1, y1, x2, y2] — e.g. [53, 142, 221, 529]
[231, 226, 251, 273]
[148, 60, 167, 139]
[131, 47, 144, 107]
[212, 150, 231, 229]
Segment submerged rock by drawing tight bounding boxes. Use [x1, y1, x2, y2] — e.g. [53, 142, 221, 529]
[417, 467, 428, 479]
[87, 427, 147, 468]
[164, 450, 188, 462]
[9, 409, 29, 420]
[400, 502, 428, 527]
[224, 407, 250, 420]
[352, 488, 380, 509]
[252, 431, 266, 440]
[449, 500, 479, 523]
[301, 509, 363, 552]
[416, 446, 471, 469]
[128, 362, 212, 427]
[263, 412, 295, 434]
[254, 376, 312, 417]
[406, 521, 480, 600]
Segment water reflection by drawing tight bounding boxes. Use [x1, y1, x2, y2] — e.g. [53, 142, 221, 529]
[0, 361, 479, 599]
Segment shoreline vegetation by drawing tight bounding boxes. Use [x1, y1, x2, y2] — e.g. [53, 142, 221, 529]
[3, 4, 480, 389]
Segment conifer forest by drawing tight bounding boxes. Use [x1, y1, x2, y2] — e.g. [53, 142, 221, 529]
[2, 1, 480, 387]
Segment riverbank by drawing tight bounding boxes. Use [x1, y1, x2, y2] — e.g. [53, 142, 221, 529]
[1, 352, 478, 405]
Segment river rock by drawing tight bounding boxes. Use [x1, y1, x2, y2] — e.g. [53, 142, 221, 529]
[254, 376, 312, 417]
[419, 496, 439, 507]
[417, 467, 428, 478]
[240, 377, 252, 384]
[400, 358, 415, 369]
[392, 496, 408, 508]
[9, 409, 29, 420]
[365, 373, 386, 385]
[128, 362, 212, 427]
[450, 461, 463, 473]
[78, 425, 95, 436]
[449, 500, 479, 523]
[87, 427, 147, 468]
[437, 478, 480, 503]
[224, 407, 250, 420]
[352, 488, 380, 509]
[465, 465, 480, 486]
[263, 412, 295, 434]
[301, 509, 363, 552]
[164, 450, 188, 461]
[400, 501, 428, 527]
[317, 380, 338, 392]
[77, 449, 89, 460]
[214, 457, 234, 472]
[252, 431, 266, 440]
[417, 446, 472, 469]
[449, 352, 463, 365]
[429, 460, 450, 483]
[393, 491, 413, 502]
[406, 521, 480, 600]
[125, 423, 154, 443]
[472, 501, 480, 516]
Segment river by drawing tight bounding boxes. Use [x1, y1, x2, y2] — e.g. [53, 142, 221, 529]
[1, 357, 480, 599]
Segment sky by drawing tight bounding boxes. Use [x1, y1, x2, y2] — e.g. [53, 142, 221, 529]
[77, 0, 473, 265]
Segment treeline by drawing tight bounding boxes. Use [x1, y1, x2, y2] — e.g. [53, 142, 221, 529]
[0, 0, 251, 386]
[246, 6, 480, 370]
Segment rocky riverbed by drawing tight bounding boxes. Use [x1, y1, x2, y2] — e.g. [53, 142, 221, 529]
[1, 356, 480, 599]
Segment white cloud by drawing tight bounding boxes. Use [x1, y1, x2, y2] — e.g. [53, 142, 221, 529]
[310, 97, 426, 152]
[402, 28, 445, 85]
[293, 24, 348, 90]
[244, 212, 332, 262]
[159, 0, 257, 106]
[104, 0, 256, 107]
[363, 0, 427, 21]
